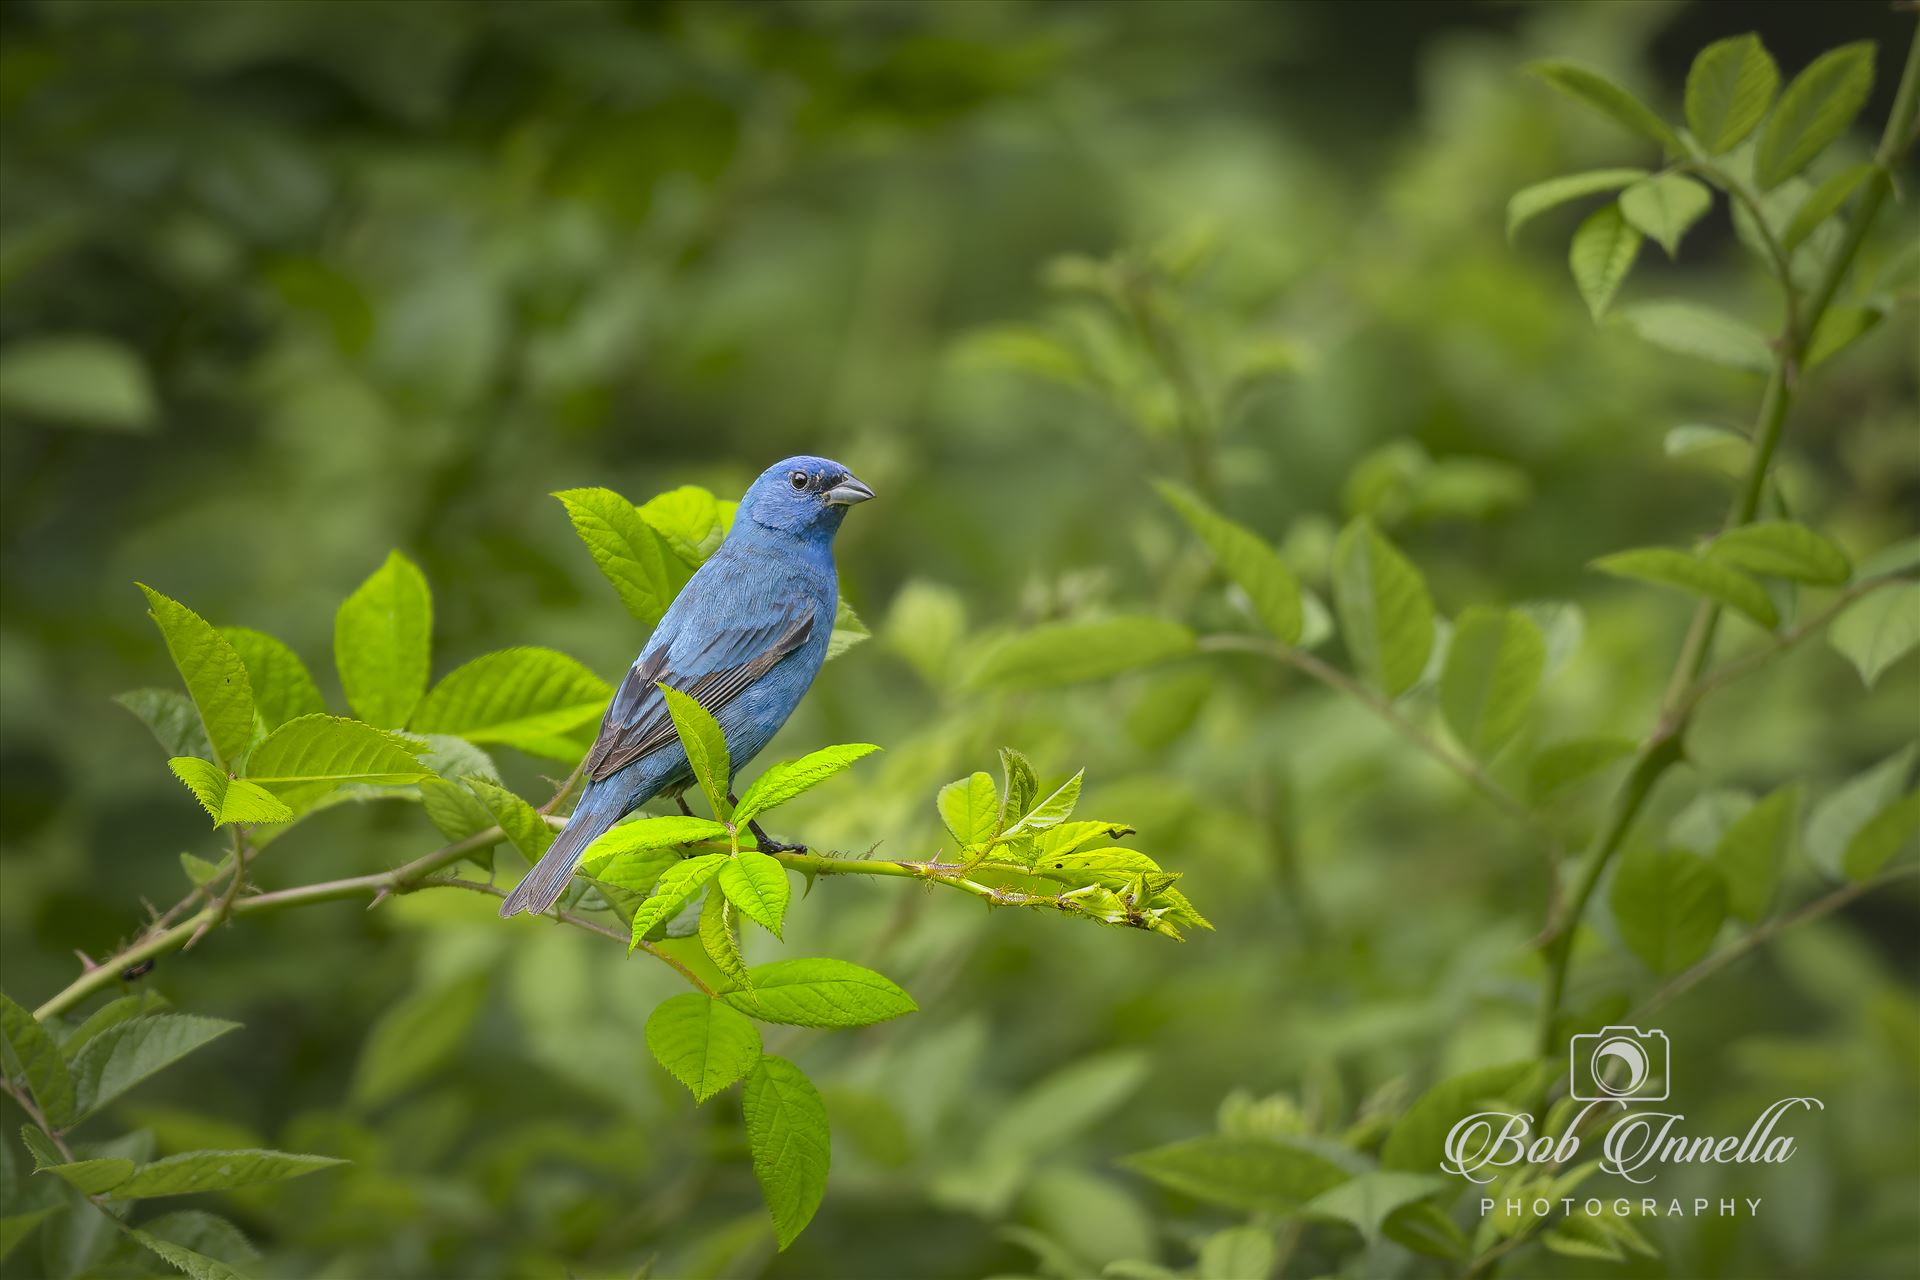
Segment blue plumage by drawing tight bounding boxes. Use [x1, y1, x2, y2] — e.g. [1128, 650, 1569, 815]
[499, 456, 873, 918]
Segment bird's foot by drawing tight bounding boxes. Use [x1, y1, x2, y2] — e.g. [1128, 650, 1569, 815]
[747, 818, 807, 855]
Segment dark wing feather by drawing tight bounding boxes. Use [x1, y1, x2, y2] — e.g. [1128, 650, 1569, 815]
[583, 599, 814, 781]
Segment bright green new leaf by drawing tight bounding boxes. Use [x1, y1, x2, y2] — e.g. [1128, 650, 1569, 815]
[1828, 583, 1920, 688]
[938, 772, 1000, 849]
[1806, 746, 1916, 878]
[68, 1014, 240, 1120]
[1614, 300, 1773, 373]
[334, 551, 432, 728]
[1754, 42, 1876, 190]
[1441, 608, 1546, 757]
[115, 688, 214, 760]
[1685, 34, 1779, 153]
[719, 850, 790, 937]
[0, 992, 76, 1128]
[1332, 518, 1434, 698]
[0, 334, 155, 430]
[1156, 481, 1303, 644]
[593, 849, 678, 900]
[1713, 785, 1798, 922]
[1783, 163, 1875, 251]
[109, 1149, 346, 1199]
[555, 487, 677, 626]
[578, 814, 727, 875]
[1198, 1227, 1277, 1280]
[968, 617, 1196, 689]
[1610, 848, 1729, 973]
[410, 647, 610, 749]
[1591, 548, 1778, 628]
[657, 684, 730, 818]
[638, 484, 730, 567]
[646, 993, 762, 1102]
[219, 627, 325, 733]
[137, 585, 255, 770]
[721, 958, 917, 1028]
[241, 714, 431, 812]
[734, 744, 881, 825]
[1381, 1061, 1549, 1171]
[131, 1231, 248, 1280]
[1121, 1135, 1349, 1214]
[1704, 521, 1851, 585]
[1568, 204, 1641, 319]
[827, 598, 870, 661]
[999, 747, 1039, 824]
[1619, 175, 1712, 257]
[167, 758, 294, 827]
[1529, 61, 1684, 154]
[1305, 1171, 1449, 1245]
[700, 892, 755, 995]
[1003, 770, 1084, 837]
[1505, 169, 1648, 241]
[466, 779, 553, 863]
[742, 1055, 831, 1250]
[629, 855, 727, 949]
[1842, 791, 1920, 880]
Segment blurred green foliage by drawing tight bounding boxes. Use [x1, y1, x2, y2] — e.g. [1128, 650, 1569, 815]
[1, 2, 1916, 1278]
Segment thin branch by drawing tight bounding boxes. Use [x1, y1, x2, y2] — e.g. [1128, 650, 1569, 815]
[1678, 575, 1909, 716]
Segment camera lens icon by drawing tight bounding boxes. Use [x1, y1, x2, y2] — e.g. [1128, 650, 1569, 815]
[1569, 1026, 1670, 1102]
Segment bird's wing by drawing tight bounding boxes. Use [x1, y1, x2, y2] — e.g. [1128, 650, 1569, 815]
[582, 594, 815, 781]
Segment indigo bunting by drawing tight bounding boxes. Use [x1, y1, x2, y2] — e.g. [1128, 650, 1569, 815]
[499, 456, 873, 918]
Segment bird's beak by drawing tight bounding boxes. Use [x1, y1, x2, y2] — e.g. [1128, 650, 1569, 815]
[825, 475, 875, 506]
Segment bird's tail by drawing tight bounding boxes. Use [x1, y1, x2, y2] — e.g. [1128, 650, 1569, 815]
[498, 784, 623, 919]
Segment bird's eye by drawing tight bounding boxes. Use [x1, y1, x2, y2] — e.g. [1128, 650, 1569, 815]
[788, 471, 809, 491]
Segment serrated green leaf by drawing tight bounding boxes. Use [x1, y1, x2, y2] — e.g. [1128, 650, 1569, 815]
[419, 779, 498, 843]
[333, 551, 432, 728]
[646, 993, 762, 1102]
[34, 1155, 134, 1195]
[719, 851, 790, 937]
[1441, 608, 1545, 757]
[166, 759, 293, 827]
[734, 744, 881, 825]
[1704, 521, 1851, 585]
[1610, 848, 1729, 972]
[1591, 548, 1778, 628]
[721, 958, 916, 1028]
[1783, 163, 1876, 251]
[1530, 60, 1684, 154]
[1615, 300, 1773, 372]
[1381, 1061, 1548, 1172]
[131, 1230, 248, 1280]
[1713, 785, 1798, 922]
[137, 586, 255, 770]
[1568, 203, 1641, 319]
[1686, 34, 1779, 153]
[110, 1149, 345, 1198]
[240, 714, 430, 813]
[1506, 169, 1649, 241]
[1332, 518, 1434, 697]
[136, 1211, 258, 1272]
[1004, 770, 1084, 838]
[410, 647, 610, 750]
[114, 689, 215, 760]
[1829, 583, 1920, 688]
[1530, 737, 1636, 804]
[938, 772, 1000, 849]
[657, 684, 731, 819]
[59, 993, 168, 1055]
[968, 617, 1195, 689]
[638, 484, 729, 567]
[465, 779, 553, 864]
[578, 815, 728, 875]
[555, 487, 677, 626]
[742, 1055, 830, 1250]
[1755, 42, 1876, 190]
[699, 891, 754, 994]
[69, 1014, 239, 1120]
[629, 855, 727, 950]
[352, 974, 487, 1107]
[0, 992, 76, 1128]
[1156, 481, 1303, 644]
[1619, 175, 1712, 258]
[1807, 746, 1916, 878]
[999, 747, 1039, 825]
[1121, 1135, 1348, 1214]
[1843, 790, 1920, 880]
[218, 627, 324, 734]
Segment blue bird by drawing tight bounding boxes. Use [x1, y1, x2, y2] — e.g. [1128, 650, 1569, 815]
[500, 456, 873, 918]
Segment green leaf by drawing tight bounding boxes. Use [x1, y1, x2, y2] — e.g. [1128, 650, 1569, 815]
[1614, 300, 1773, 372]
[60, 992, 169, 1054]
[218, 627, 324, 734]
[827, 598, 870, 661]
[136, 1211, 258, 1271]
[1664, 423, 1749, 461]
[978, 1051, 1149, 1163]
[719, 851, 790, 937]
[998, 747, 1040, 824]
[1381, 1061, 1548, 1172]
[1842, 791, 1920, 880]
[1568, 204, 1641, 319]
[1609, 848, 1729, 972]
[968, 617, 1196, 689]
[1004, 770, 1084, 837]
[555, 487, 677, 626]
[1331, 518, 1435, 698]
[1506, 169, 1649, 241]
[646, 993, 762, 1103]
[1783, 163, 1875, 251]
[1713, 785, 1798, 922]
[465, 779, 553, 863]
[1704, 521, 1851, 585]
[410, 647, 610, 751]
[1619, 175, 1712, 257]
[241, 714, 431, 813]
[1156, 482, 1303, 644]
[1530, 737, 1636, 804]
[166, 758, 293, 827]
[1529, 60, 1684, 154]
[1197, 1227, 1277, 1280]
[938, 772, 1000, 849]
[416, 736, 503, 841]
[629, 855, 727, 949]
[1304, 1171, 1449, 1245]
[657, 685, 731, 818]
[1829, 583, 1920, 688]
[733, 744, 881, 825]
[1440, 608, 1546, 757]
[109, 1149, 346, 1199]
[742, 1055, 831, 1250]
[68, 1014, 239, 1120]
[1685, 34, 1780, 153]
[131, 1230, 248, 1280]
[0, 992, 76, 1127]
[1120, 1136, 1348, 1214]
[352, 974, 487, 1107]
[578, 815, 728, 875]
[0, 1210, 54, 1264]
[333, 551, 432, 728]
[1591, 548, 1778, 628]
[699, 892, 754, 994]
[1755, 42, 1876, 190]
[115, 689, 214, 760]
[1807, 746, 1916, 878]
[637, 484, 730, 567]
[32, 1155, 135, 1195]
[1856, 537, 1920, 580]
[721, 958, 917, 1028]
[137, 585, 255, 770]
[1803, 304, 1883, 371]
[0, 335, 156, 430]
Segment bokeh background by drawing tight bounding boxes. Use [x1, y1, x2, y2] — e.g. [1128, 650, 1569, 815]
[1, 2, 1915, 1278]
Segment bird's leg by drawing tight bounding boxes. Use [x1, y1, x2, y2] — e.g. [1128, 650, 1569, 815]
[675, 793, 695, 818]
[726, 791, 807, 854]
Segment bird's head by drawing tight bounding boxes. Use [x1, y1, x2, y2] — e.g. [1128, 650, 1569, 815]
[738, 455, 874, 538]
